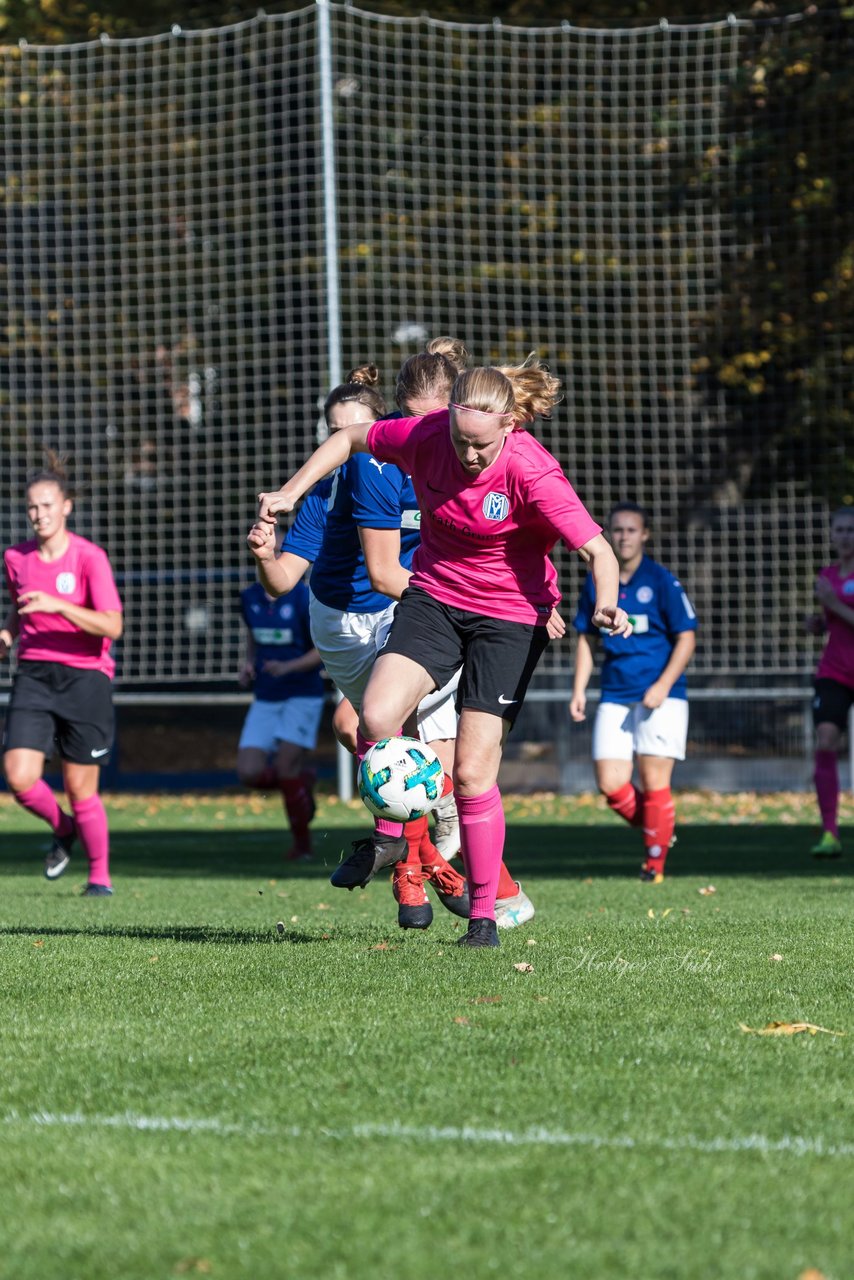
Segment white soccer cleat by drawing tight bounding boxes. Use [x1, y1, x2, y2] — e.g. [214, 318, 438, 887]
[495, 881, 535, 929]
[432, 792, 461, 860]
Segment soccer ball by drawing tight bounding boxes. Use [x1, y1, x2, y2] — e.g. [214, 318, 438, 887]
[358, 736, 445, 822]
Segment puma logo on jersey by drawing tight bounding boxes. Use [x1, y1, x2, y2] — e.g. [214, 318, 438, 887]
[369, 459, 387, 473]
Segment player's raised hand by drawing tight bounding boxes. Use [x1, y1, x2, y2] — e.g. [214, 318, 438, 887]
[257, 488, 296, 524]
[569, 691, 587, 722]
[246, 520, 277, 561]
[592, 604, 632, 637]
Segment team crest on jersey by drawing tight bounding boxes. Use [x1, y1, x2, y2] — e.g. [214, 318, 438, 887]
[55, 572, 76, 595]
[636, 586, 654, 604]
[482, 492, 510, 522]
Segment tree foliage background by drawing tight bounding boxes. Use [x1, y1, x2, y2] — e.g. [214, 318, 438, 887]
[0, 0, 851, 685]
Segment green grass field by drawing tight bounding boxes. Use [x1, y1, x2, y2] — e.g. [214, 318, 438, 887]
[0, 790, 851, 1280]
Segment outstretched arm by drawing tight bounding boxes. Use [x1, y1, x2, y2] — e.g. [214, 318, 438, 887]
[258, 424, 373, 523]
[576, 534, 632, 636]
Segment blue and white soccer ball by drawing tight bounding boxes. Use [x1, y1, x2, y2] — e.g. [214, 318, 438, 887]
[358, 736, 445, 822]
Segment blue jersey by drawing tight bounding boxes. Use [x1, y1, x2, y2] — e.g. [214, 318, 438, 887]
[279, 478, 334, 564]
[240, 580, 324, 702]
[301, 453, 421, 613]
[573, 555, 697, 703]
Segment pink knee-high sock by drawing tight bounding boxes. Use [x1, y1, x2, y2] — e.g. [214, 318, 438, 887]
[71, 794, 111, 888]
[814, 750, 839, 837]
[457, 785, 506, 921]
[356, 728, 404, 838]
[606, 781, 645, 828]
[14, 780, 73, 837]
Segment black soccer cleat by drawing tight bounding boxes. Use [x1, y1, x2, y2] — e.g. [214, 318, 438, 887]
[82, 883, 113, 897]
[329, 832, 408, 890]
[44, 822, 77, 880]
[456, 918, 500, 948]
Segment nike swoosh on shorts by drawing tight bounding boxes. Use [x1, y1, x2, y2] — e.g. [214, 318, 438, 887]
[498, 695, 518, 705]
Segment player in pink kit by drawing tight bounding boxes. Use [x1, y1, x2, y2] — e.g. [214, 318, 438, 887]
[805, 506, 854, 858]
[1, 454, 123, 894]
[259, 361, 630, 946]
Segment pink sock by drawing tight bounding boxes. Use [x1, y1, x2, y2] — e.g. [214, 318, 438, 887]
[814, 750, 839, 837]
[457, 785, 506, 921]
[14, 780, 73, 837]
[606, 782, 644, 828]
[357, 729, 404, 838]
[71, 794, 111, 888]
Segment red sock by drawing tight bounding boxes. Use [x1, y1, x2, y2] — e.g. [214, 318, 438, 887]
[403, 816, 428, 866]
[71, 794, 111, 888]
[642, 787, 675, 871]
[814, 750, 839, 836]
[496, 861, 517, 900]
[606, 782, 644, 828]
[14, 780, 73, 837]
[280, 775, 314, 850]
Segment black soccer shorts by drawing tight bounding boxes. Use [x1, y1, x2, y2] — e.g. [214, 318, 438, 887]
[2, 660, 115, 765]
[378, 586, 550, 725]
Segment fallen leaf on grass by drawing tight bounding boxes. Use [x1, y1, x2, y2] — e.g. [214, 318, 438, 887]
[513, 962, 534, 973]
[526, 938, 537, 946]
[149, 955, 158, 963]
[472, 996, 502, 1004]
[698, 885, 716, 896]
[739, 1021, 844, 1037]
[290, 915, 299, 923]
[454, 1016, 471, 1026]
[770, 954, 783, 962]
[532, 995, 550, 1002]
[32, 939, 44, 948]
[798, 1270, 827, 1280]
[370, 942, 398, 951]
[174, 1260, 212, 1275]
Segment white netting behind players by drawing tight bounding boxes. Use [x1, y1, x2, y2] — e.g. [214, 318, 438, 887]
[0, 8, 848, 685]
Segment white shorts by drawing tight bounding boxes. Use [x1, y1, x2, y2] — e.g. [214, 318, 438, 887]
[309, 596, 395, 709]
[310, 595, 460, 742]
[238, 696, 325, 753]
[592, 697, 689, 762]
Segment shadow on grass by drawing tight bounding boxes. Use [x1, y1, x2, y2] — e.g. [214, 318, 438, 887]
[0, 825, 850, 880]
[0, 923, 339, 945]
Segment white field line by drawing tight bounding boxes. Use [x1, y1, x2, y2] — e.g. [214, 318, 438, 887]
[3, 1111, 853, 1158]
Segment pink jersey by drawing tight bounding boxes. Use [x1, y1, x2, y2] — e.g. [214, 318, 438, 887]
[816, 564, 854, 688]
[4, 532, 123, 678]
[366, 410, 601, 624]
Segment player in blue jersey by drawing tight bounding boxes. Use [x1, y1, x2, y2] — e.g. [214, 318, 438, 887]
[571, 502, 697, 882]
[237, 578, 324, 860]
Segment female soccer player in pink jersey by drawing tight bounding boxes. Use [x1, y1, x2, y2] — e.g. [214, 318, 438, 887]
[1, 454, 123, 894]
[259, 360, 630, 947]
[805, 506, 854, 858]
